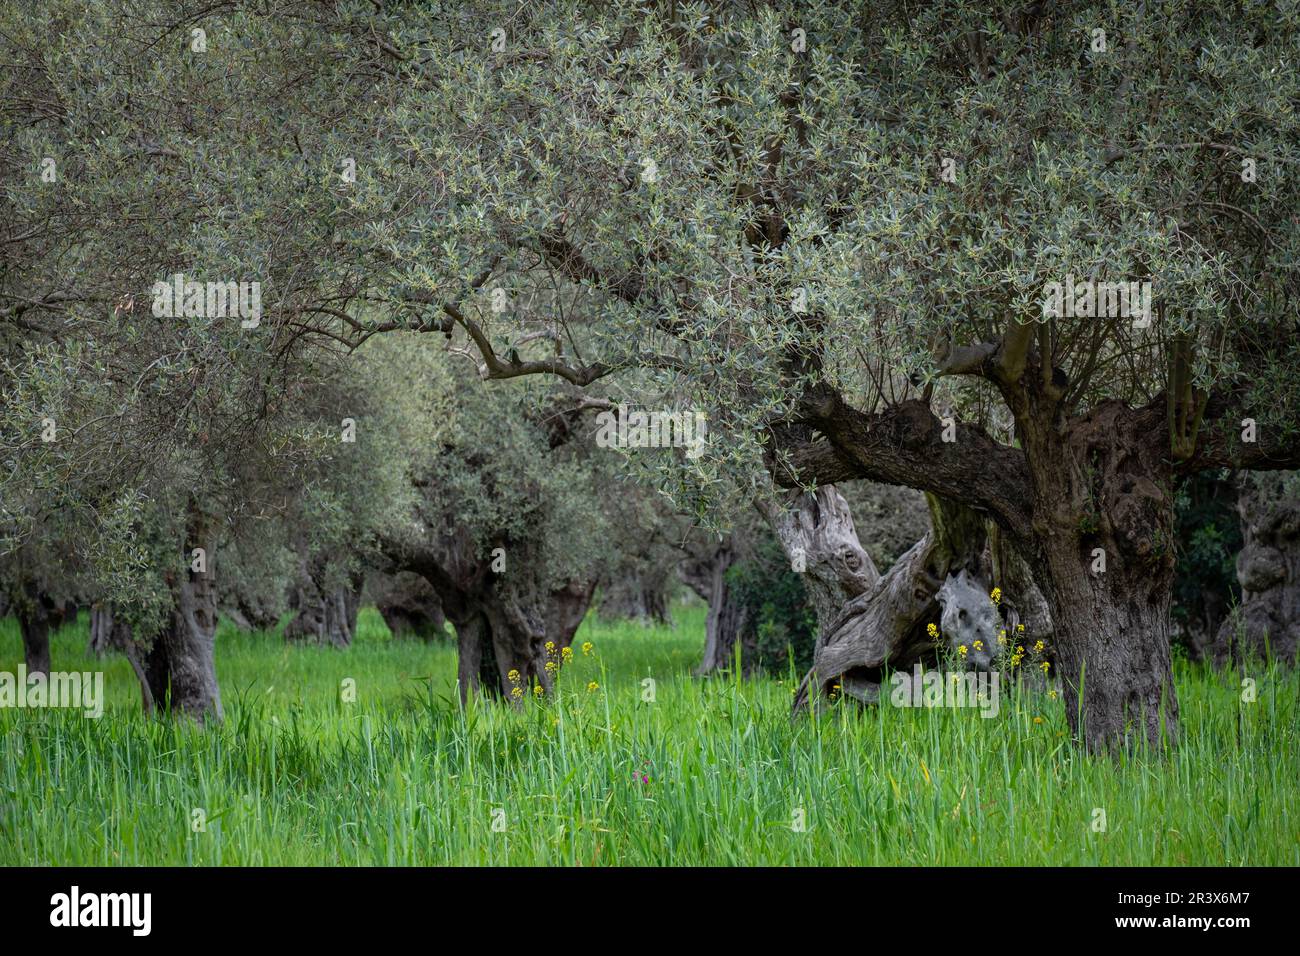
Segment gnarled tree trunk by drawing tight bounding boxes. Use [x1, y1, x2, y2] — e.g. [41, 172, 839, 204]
[284, 551, 364, 648]
[789, 492, 988, 711]
[1018, 401, 1179, 752]
[134, 510, 223, 723]
[757, 485, 879, 628]
[383, 526, 597, 704]
[546, 577, 598, 650]
[1212, 471, 1300, 665]
[373, 570, 450, 641]
[598, 576, 672, 625]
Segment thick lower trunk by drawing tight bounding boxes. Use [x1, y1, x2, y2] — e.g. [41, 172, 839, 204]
[134, 511, 223, 723]
[218, 596, 281, 633]
[599, 577, 672, 625]
[1016, 400, 1182, 751]
[11, 581, 60, 676]
[1037, 551, 1177, 751]
[452, 598, 548, 704]
[382, 524, 595, 703]
[141, 570, 222, 723]
[18, 612, 51, 676]
[89, 605, 113, 655]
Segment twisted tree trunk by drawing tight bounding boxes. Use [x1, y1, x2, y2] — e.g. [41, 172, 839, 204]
[789, 492, 987, 711]
[546, 577, 598, 650]
[599, 576, 672, 625]
[1015, 401, 1179, 751]
[384, 526, 597, 704]
[1212, 471, 1300, 665]
[131, 514, 222, 722]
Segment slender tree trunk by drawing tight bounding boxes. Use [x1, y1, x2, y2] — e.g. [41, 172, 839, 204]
[682, 539, 750, 674]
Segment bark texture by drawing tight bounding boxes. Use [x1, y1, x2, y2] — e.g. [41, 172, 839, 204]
[372, 570, 451, 641]
[1212, 471, 1300, 664]
[17, 603, 52, 676]
[598, 576, 673, 625]
[1018, 400, 1180, 751]
[782, 375, 1192, 751]
[680, 537, 750, 674]
[11, 578, 64, 676]
[130, 511, 224, 723]
[790, 493, 988, 711]
[284, 554, 363, 648]
[546, 577, 598, 650]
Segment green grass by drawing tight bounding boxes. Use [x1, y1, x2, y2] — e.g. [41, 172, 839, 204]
[0, 605, 1296, 865]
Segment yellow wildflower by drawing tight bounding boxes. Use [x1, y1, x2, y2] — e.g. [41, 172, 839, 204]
[927, 622, 939, 639]
[958, 645, 968, 657]
[990, 587, 1002, 604]
[586, 681, 599, 692]
[581, 642, 593, 656]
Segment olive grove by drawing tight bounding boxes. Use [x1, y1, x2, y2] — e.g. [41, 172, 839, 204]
[3, 0, 1299, 753]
